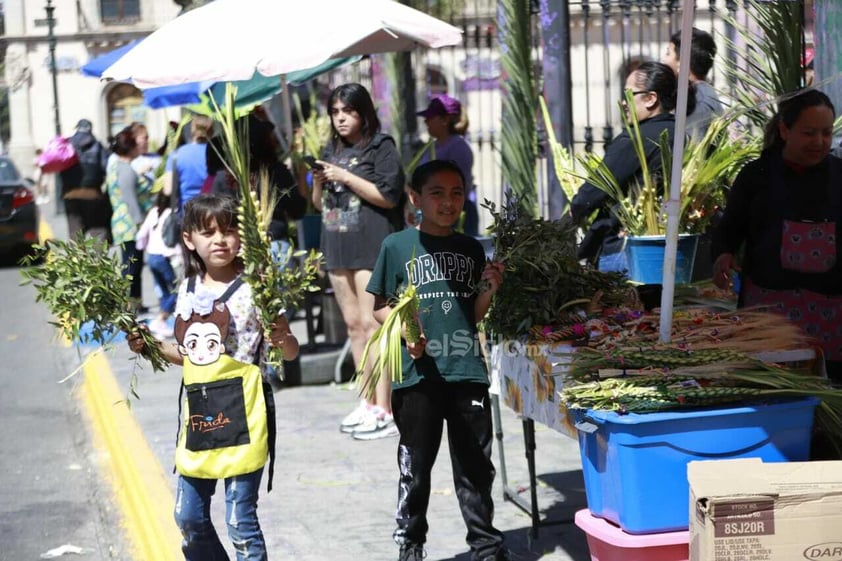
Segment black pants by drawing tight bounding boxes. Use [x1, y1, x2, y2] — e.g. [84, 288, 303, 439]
[120, 240, 144, 301]
[392, 380, 504, 560]
[64, 196, 112, 243]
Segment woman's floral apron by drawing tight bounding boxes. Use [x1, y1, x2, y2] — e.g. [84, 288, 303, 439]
[742, 158, 842, 361]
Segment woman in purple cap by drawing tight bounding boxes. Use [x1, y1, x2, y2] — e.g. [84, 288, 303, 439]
[416, 94, 479, 236]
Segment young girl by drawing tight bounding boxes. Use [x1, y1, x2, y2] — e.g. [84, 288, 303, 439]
[311, 83, 405, 440]
[135, 191, 181, 339]
[128, 194, 299, 561]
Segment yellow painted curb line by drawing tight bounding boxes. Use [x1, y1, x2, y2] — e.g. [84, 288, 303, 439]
[39, 215, 53, 243]
[80, 350, 182, 560]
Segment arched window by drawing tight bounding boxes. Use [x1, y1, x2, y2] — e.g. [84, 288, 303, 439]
[106, 83, 145, 137]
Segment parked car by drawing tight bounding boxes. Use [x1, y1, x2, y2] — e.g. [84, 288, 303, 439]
[0, 156, 40, 258]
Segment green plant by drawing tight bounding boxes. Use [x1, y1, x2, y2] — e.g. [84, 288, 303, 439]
[20, 234, 169, 397]
[539, 96, 581, 202]
[720, 0, 805, 128]
[212, 85, 322, 369]
[576, 91, 760, 236]
[357, 277, 421, 401]
[482, 197, 630, 339]
[499, 0, 538, 217]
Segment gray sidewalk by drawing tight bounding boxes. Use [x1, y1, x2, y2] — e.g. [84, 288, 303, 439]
[107, 319, 591, 561]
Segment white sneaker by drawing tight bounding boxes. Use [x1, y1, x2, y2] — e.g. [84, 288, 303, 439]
[339, 400, 371, 433]
[352, 412, 399, 440]
[149, 318, 174, 339]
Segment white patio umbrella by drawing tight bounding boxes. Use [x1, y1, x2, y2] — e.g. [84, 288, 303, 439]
[102, 0, 463, 88]
[658, 3, 696, 341]
[102, 0, 461, 149]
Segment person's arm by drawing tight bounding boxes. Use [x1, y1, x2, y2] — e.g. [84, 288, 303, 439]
[372, 294, 391, 325]
[268, 314, 300, 360]
[474, 261, 504, 322]
[316, 139, 405, 210]
[569, 133, 636, 222]
[127, 327, 184, 365]
[711, 162, 757, 288]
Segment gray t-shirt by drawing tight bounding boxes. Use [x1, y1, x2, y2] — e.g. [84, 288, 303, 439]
[367, 228, 490, 389]
[686, 81, 723, 138]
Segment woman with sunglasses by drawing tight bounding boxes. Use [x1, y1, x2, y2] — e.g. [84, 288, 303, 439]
[569, 61, 695, 273]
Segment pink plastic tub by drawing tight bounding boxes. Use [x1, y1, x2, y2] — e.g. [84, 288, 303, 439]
[574, 509, 689, 561]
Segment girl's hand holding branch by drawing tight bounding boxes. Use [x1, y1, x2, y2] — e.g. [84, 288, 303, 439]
[127, 324, 182, 365]
[269, 314, 300, 360]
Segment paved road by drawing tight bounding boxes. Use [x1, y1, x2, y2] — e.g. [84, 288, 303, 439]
[7, 198, 592, 561]
[105, 332, 591, 561]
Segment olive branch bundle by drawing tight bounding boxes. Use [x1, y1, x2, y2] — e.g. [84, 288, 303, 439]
[482, 197, 631, 339]
[20, 235, 169, 389]
[212, 85, 322, 369]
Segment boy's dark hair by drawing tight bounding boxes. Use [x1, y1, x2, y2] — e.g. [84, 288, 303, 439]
[763, 88, 836, 151]
[181, 194, 241, 277]
[670, 27, 717, 79]
[410, 160, 465, 193]
[327, 83, 381, 150]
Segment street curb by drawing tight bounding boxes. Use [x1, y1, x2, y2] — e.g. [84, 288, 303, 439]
[79, 350, 182, 560]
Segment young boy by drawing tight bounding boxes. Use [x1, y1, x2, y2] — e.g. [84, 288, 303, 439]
[366, 160, 510, 561]
[661, 27, 722, 138]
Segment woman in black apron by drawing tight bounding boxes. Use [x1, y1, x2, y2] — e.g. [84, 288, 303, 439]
[712, 89, 842, 384]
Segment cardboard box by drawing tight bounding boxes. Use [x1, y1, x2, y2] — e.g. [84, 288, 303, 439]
[688, 458, 842, 561]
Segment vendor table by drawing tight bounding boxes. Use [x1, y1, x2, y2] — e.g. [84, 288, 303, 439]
[488, 341, 821, 537]
[489, 340, 577, 537]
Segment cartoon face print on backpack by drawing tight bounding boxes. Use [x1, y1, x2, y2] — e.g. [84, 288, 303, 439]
[174, 302, 230, 366]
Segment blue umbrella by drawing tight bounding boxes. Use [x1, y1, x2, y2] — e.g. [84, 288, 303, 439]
[80, 40, 141, 78]
[82, 40, 207, 107]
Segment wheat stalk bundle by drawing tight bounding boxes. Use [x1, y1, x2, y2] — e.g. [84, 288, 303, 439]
[212, 85, 322, 369]
[357, 281, 421, 401]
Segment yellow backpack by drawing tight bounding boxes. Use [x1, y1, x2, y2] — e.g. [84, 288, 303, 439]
[173, 276, 276, 489]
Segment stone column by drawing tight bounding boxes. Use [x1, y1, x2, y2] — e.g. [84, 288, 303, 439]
[4, 0, 36, 171]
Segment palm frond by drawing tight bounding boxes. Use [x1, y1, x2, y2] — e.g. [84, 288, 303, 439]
[720, 0, 805, 127]
[499, 0, 538, 217]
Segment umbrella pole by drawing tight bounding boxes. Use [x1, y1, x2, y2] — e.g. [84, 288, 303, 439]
[658, 1, 695, 343]
[280, 75, 293, 154]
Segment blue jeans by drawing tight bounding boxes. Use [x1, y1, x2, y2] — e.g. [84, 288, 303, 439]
[146, 253, 177, 314]
[174, 468, 267, 561]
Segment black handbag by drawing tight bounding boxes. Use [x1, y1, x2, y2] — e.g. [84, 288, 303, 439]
[162, 157, 182, 248]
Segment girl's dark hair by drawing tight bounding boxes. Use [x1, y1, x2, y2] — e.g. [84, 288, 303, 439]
[763, 88, 836, 151]
[181, 194, 241, 277]
[327, 83, 381, 149]
[410, 160, 465, 193]
[110, 127, 137, 156]
[628, 61, 696, 116]
[155, 191, 171, 215]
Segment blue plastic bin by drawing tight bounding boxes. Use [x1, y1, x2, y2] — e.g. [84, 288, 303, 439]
[624, 234, 699, 285]
[574, 397, 818, 535]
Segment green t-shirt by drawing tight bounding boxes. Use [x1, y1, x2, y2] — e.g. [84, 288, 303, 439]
[367, 228, 490, 389]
